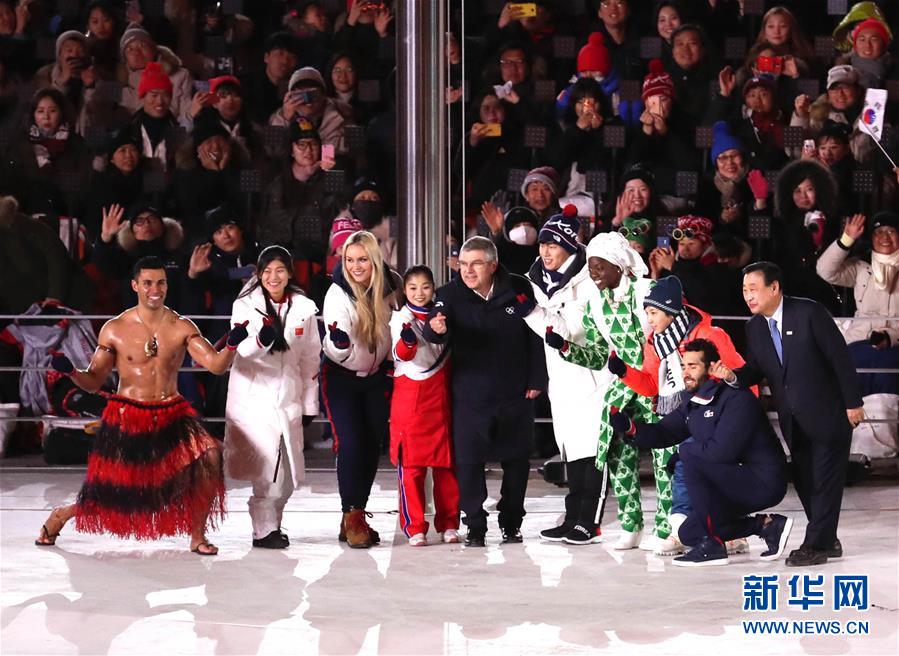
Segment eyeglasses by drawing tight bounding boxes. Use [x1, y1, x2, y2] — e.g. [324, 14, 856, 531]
[716, 153, 742, 163]
[499, 58, 526, 67]
[618, 224, 650, 238]
[458, 259, 490, 270]
[332, 66, 355, 75]
[133, 216, 160, 227]
[600, 0, 626, 8]
[671, 227, 699, 240]
[294, 140, 318, 152]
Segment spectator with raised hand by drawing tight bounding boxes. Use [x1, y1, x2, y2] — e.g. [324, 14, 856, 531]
[649, 215, 727, 315]
[627, 60, 700, 197]
[484, 41, 554, 126]
[614, 339, 791, 567]
[772, 159, 843, 315]
[257, 117, 341, 307]
[0, 0, 36, 80]
[171, 113, 245, 240]
[732, 42, 802, 120]
[492, 1, 571, 86]
[480, 204, 540, 276]
[92, 201, 187, 311]
[1, 88, 91, 217]
[225, 245, 322, 550]
[192, 77, 264, 166]
[751, 6, 813, 76]
[608, 164, 663, 230]
[118, 26, 194, 123]
[816, 211, 899, 399]
[84, 126, 145, 241]
[269, 66, 347, 156]
[463, 89, 528, 208]
[521, 205, 611, 545]
[239, 31, 300, 127]
[334, 0, 395, 80]
[695, 121, 769, 241]
[422, 236, 546, 547]
[791, 65, 888, 168]
[321, 230, 403, 549]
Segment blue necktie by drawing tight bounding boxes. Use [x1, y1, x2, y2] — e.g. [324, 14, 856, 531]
[769, 317, 783, 365]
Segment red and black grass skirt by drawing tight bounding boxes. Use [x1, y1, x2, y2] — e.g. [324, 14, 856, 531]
[74, 395, 226, 539]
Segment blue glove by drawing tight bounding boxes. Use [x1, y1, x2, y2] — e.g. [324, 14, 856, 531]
[607, 350, 626, 377]
[544, 326, 567, 351]
[327, 322, 351, 349]
[400, 322, 417, 347]
[226, 321, 249, 349]
[510, 292, 536, 318]
[609, 407, 635, 437]
[258, 317, 277, 347]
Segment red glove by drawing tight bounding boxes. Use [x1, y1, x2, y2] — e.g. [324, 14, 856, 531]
[747, 169, 769, 201]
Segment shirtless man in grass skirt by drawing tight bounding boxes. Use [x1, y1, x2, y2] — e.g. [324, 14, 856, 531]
[34, 255, 252, 555]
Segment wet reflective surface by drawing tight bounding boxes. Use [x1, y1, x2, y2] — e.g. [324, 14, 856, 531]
[2, 469, 896, 655]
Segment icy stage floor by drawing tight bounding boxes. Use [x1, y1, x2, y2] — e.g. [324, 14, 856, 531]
[1, 466, 896, 656]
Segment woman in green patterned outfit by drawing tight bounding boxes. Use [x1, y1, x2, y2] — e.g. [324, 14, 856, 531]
[545, 232, 676, 551]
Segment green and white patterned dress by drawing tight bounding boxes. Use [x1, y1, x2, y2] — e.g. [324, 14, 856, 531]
[562, 276, 676, 537]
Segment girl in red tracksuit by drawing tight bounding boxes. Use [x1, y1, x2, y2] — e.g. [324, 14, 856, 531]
[389, 265, 460, 546]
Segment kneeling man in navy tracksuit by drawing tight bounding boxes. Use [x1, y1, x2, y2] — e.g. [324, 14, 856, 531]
[611, 338, 793, 567]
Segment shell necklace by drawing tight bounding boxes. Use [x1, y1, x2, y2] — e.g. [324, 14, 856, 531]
[136, 309, 161, 358]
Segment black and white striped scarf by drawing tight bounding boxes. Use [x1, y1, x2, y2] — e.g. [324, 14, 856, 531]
[652, 308, 699, 415]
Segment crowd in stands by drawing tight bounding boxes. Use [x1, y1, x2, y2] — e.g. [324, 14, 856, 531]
[0, 0, 897, 431]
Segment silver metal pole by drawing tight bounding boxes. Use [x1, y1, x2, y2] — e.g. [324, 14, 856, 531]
[397, 0, 448, 283]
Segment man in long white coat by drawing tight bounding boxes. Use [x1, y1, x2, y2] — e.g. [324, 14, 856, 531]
[224, 247, 322, 548]
[522, 205, 613, 545]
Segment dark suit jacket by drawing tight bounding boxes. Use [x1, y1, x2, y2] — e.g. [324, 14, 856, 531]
[734, 296, 862, 444]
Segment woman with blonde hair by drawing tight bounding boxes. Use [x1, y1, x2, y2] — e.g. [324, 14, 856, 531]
[321, 230, 403, 548]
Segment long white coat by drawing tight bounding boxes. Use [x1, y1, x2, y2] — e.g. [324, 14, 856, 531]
[524, 259, 615, 461]
[225, 286, 322, 487]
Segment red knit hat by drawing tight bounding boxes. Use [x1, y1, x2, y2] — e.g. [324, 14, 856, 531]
[137, 61, 173, 99]
[852, 18, 891, 48]
[329, 216, 364, 252]
[209, 75, 241, 96]
[642, 59, 674, 102]
[674, 215, 713, 245]
[577, 33, 611, 75]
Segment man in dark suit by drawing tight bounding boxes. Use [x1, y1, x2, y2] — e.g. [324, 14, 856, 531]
[711, 262, 864, 567]
[423, 236, 547, 547]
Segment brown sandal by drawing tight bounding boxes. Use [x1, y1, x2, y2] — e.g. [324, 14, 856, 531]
[190, 541, 218, 556]
[35, 509, 65, 546]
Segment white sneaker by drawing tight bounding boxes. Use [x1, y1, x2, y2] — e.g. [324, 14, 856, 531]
[613, 528, 643, 550]
[408, 533, 427, 547]
[668, 513, 688, 537]
[726, 538, 749, 555]
[441, 529, 460, 544]
[652, 535, 685, 556]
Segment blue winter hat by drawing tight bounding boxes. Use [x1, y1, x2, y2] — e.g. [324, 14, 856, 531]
[711, 121, 743, 165]
[644, 276, 684, 316]
[538, 204, 580, 254]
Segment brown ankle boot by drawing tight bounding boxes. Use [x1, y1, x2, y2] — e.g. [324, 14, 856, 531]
[343, 509, 372, 549]
[339, 510, 380, 544]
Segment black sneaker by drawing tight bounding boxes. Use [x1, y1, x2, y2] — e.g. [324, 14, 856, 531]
[562, 524, 603, 545]
[828, 539, 842, 559]
[253, 530, 289, 549]
[464, 530, 486, 547]
[672, 537, 729, 567]
[501, 527, 523, 544]
[785, 545, 828, 567]
[759, 514, 793, 561]
[539, 522, 574, 542]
